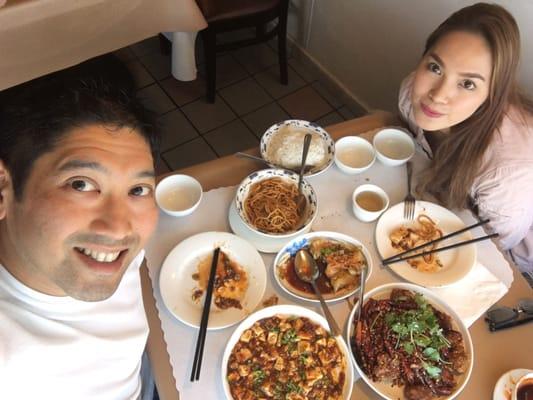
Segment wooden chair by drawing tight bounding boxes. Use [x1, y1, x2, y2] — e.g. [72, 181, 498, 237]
[195, 0, 289, 103]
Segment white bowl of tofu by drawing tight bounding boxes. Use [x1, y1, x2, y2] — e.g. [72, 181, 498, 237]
[221, 304, 354, 399]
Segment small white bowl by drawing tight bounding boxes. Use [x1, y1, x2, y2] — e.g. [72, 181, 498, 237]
[352, 184, 389, 222]
[334, 136, 376, 174]
[155, 174, 202, 217]
[373, 128, 415, 166]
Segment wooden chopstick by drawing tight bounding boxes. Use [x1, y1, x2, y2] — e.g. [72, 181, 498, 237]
[190, 247, 220, 382]
[382, 233, 498, 266]
[382, 218, 491, 263]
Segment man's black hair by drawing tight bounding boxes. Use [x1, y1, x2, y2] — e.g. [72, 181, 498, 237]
[0, 54, 159, 200]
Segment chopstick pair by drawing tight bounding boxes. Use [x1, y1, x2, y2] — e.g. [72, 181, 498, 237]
[382, 219, 498, 266]
[190, 247, 220, 382]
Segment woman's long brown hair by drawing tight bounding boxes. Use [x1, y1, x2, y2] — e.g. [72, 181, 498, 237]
[417, 3, 533, 208]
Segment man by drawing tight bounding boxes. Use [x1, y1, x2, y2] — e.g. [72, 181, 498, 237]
[0, 60, 160, 399]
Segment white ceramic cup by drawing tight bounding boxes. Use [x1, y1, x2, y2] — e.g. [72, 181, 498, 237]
[512, 372, 533, 400]
[352, 184, 389, 222]
[334, 136, 376, 174]
[373, 128, 415, 167]
[155, 174, 203, 217]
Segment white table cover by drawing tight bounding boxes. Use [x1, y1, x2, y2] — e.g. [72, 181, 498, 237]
[144, 146, 512, 399]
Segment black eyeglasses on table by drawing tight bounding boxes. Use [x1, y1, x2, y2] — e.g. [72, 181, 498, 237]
[484, 299, 533, 331]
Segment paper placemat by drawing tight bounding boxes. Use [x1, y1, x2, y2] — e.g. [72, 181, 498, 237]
[144, 148, 511, 398]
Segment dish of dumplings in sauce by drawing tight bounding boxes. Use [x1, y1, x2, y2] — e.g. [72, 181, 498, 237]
[277, 238, 367, 300]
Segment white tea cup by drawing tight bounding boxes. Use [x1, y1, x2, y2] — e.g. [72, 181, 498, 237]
[352, 184, 389, 222]
[512, 372, 533, 400]
[155, 174, 203, 217]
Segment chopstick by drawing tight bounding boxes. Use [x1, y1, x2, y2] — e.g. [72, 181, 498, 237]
[190, 247, 220, 382]
[382, 218, 491, 264]
[382, 233, 498, 266]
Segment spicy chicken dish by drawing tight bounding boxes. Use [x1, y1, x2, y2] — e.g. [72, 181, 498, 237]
[192, 250, 248, 310]
[227, 315, 346, 400]
[352, 289, 468, 400]
[389, 215, 444, 272]
[278, 238, 367, 299]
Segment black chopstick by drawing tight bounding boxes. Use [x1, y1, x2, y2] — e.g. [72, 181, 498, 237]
[190, 247, 220, 382]
[382, 233, 498, 266]
[382, 218, 490, 263]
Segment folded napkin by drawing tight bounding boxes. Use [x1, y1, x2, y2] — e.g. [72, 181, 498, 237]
[431, 262, 508, 327]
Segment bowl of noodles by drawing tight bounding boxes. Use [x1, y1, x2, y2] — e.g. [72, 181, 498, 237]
[235, 169, 318, 239]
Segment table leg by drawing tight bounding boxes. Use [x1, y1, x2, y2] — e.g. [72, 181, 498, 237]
[171, 31, 198, 81]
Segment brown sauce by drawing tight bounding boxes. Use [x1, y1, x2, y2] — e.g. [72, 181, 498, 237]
[517, 382, 533, 400]
[283, 258, 333, 294]
[355, 190, 384, 212]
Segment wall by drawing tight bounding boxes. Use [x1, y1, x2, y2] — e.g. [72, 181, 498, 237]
[288, 0, 533, 112]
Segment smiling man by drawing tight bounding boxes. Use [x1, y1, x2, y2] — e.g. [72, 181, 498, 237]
[0, 63, 159, 399]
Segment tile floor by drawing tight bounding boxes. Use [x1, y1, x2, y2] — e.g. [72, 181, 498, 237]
[114, 35, 367, 175]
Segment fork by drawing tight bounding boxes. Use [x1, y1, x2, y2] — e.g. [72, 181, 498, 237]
[403, 161, 416, 220]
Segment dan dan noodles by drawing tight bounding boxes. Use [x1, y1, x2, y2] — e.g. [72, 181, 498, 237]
[244, 178, 302, 234]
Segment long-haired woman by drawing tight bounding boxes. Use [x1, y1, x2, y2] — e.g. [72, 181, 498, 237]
[399, 3, 533, 281]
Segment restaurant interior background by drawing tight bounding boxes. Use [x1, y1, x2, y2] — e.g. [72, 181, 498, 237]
[2, 1, 532, 175]
[287, 0, 533, 111]
[138, 0, 533, 174]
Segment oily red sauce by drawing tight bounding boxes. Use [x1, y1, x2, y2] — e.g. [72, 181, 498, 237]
[517, 382, 533, 400]
[283, 258, 333, 294]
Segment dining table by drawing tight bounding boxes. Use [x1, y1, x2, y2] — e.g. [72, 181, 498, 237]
[140, 111, 533, 400]
[0, 0, 206, 91]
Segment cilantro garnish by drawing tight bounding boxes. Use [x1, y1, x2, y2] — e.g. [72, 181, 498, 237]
[385, 294, 451, 378]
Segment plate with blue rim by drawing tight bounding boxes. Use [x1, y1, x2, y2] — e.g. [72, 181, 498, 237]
[272, 231, 373, 302]
[260, 119, 335, 177]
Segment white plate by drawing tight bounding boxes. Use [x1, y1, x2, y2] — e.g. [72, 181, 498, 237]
[273, 231, 373, 302]
[158, 232, 267, 330]
[345, 283, 474, 400]
[260, 119, 335, 177]
[221, 304, 354, 400]
[375, 201, 476, 287]
[493, 369, 533, 400]
[228, 201, 309, 253]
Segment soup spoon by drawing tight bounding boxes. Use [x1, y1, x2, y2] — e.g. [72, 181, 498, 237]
[294, 248, 341, 336]
[234, 152, 314, 173]
[296, 134, 312, 218]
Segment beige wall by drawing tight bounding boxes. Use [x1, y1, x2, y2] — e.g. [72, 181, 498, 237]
[288, 0, 533, 111]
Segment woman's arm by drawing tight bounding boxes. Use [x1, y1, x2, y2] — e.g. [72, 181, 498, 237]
[473, 164, 533, 250]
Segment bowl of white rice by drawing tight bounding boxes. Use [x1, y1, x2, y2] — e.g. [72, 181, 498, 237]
[260, 120, 335, 177]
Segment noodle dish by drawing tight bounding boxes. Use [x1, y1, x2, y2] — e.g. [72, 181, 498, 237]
[235, 169, 317, 238]
[346, 283, 473, 400]
[273, 231, 372, 302]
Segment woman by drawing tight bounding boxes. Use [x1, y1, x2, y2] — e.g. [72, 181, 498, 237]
[399, 3, 533, 281]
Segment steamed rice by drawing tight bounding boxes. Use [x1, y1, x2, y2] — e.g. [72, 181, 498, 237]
[267, 126, 326, 169]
